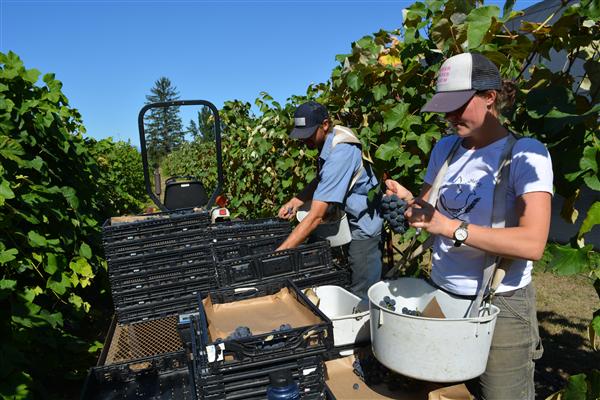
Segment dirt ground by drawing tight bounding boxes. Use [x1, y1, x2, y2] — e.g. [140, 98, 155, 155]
[533, 268, 600, 399]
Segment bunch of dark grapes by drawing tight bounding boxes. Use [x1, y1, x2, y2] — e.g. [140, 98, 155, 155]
[381, 194, 409, 234]
[226, 326, 252, 340]
[379, 296, 396, 311]
[401, 307, 421, 317]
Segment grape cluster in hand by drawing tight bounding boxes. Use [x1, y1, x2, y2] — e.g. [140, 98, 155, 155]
[379, 295, 396, 311]
[381, 195, 409, 234]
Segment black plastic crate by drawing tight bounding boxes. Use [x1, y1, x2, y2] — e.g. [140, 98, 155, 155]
[104, 218, 290, 265]
[108, 245, 214, 277]
[102, 209, 211, 244]
[105, 232, 213, 263]
[109, 259, 215, 293]
[293, 269, 352, 291]
[195, 354, 325, 400]
[192, 279, 334, 375]
[81, 316, 195, 400]
[212, 234, 287, 262]
[213, 242, 335, 287]
[81, 357, 194, 400]
[209, 218, 291, 242]
[112, 277, 212, 307]
[324, 384, 335, 399]
[116, 294, 200, 324]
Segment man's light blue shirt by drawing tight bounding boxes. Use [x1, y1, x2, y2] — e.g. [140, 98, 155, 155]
[312, 131, 383, 240]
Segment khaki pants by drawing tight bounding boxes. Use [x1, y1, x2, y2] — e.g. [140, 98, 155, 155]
[469, 283, 543, 400]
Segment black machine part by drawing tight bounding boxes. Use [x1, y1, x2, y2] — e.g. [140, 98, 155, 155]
[138, 100, 224, 211]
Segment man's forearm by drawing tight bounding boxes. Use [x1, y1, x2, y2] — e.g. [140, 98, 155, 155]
[277, 199, 328, 250]
[277, 215, 323, 249]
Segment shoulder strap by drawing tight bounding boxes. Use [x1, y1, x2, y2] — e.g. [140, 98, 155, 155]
[469, 133, 519, 317]
[427, 136, 463, 208]
[331, 125, 362, 147]
[386, 136, 461, 278]
[331, 126, 368, 191]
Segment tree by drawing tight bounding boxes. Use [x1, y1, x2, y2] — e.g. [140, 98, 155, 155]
[198, 106, 216, 142]
[144, 77, 183, 165]
[186, 118, 201, 141]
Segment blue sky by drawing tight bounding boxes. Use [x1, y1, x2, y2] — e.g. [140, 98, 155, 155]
[2, 0, 535, 144]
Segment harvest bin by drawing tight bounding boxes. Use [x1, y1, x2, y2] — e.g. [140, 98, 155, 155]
[184, 279, 333, 399]
[80, 316, 195, 400]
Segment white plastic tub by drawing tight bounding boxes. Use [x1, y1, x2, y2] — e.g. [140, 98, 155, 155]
[368, 278, 500, 382]
[296, 202, 351, 247]
[313, 286, 370, 351]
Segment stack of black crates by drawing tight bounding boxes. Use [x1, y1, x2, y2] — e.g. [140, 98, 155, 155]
[81, 208, 350, 400]
[183, 280, 334, 400]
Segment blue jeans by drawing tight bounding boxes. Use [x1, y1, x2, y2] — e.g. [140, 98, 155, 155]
[347, 235, 382, 299]
[471, 283, 543, 400]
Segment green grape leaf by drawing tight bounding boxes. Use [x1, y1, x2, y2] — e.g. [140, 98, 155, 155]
[79, 242, 92, 259]
[579, 202, 600, 238]
[46, 273, 71, 295]
[375, 138, 401, 161]
[346, 71, 364, 92]
[0, 179, 15, 205]
[547, 244, 593, 276]
[27, 231, 47, 247]
[0, 248, 18, 264]
[383, 103, 409, 131]
[562, 374, 588, 400]
[466, 6, 500, 49]
[0, 279, 17, 300]
[372, 85, 388, 101]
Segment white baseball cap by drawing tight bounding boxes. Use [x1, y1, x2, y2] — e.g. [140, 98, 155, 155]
[421, 53, 502, 113]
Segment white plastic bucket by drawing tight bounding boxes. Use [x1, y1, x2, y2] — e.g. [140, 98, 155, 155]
[313, 285, 370, 352]
[296, 201, 351, 247]
[368, 278, 500, 382]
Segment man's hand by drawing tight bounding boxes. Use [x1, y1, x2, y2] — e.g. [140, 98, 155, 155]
[277, 200, 328, 251]
[277, 197, 304, 220]
[385, 179, 414, 202]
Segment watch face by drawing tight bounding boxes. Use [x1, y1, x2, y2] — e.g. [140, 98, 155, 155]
[455, 228, 468, 241]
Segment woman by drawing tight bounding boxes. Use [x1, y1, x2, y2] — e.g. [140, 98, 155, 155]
[386, 53, 553, 399]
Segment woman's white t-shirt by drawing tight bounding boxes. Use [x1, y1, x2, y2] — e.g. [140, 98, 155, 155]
[423, 134, 553, 296]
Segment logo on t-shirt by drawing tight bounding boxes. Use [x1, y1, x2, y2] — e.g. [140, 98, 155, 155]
[438, 177, 481, 220]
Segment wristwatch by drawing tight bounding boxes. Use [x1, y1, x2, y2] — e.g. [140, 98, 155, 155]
[453, 221, 469, 247]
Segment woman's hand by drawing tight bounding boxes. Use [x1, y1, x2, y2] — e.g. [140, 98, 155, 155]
[405, 197, 459, 238]
[384, 179, 414, 201]
[277, 197, 304, 220]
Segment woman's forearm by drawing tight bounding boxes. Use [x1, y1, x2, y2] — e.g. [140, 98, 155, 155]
[441, 222, 548, 261]
[410, 191, 551, 262]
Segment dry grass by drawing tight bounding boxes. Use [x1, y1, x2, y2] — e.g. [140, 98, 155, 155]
[533, 268, 600, 399]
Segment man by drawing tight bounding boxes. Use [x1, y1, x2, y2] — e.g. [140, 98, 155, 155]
[276, 101, 383, 299]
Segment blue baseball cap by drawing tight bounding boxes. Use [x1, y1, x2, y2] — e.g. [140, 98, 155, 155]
[289, 101, 329, 139]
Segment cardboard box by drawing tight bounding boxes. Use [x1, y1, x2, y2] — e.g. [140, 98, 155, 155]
[325, 355, 473, 400]
[203, 287, 323, 340]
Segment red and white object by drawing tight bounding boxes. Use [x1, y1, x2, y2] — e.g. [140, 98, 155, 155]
[211, 207, 230, 223]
